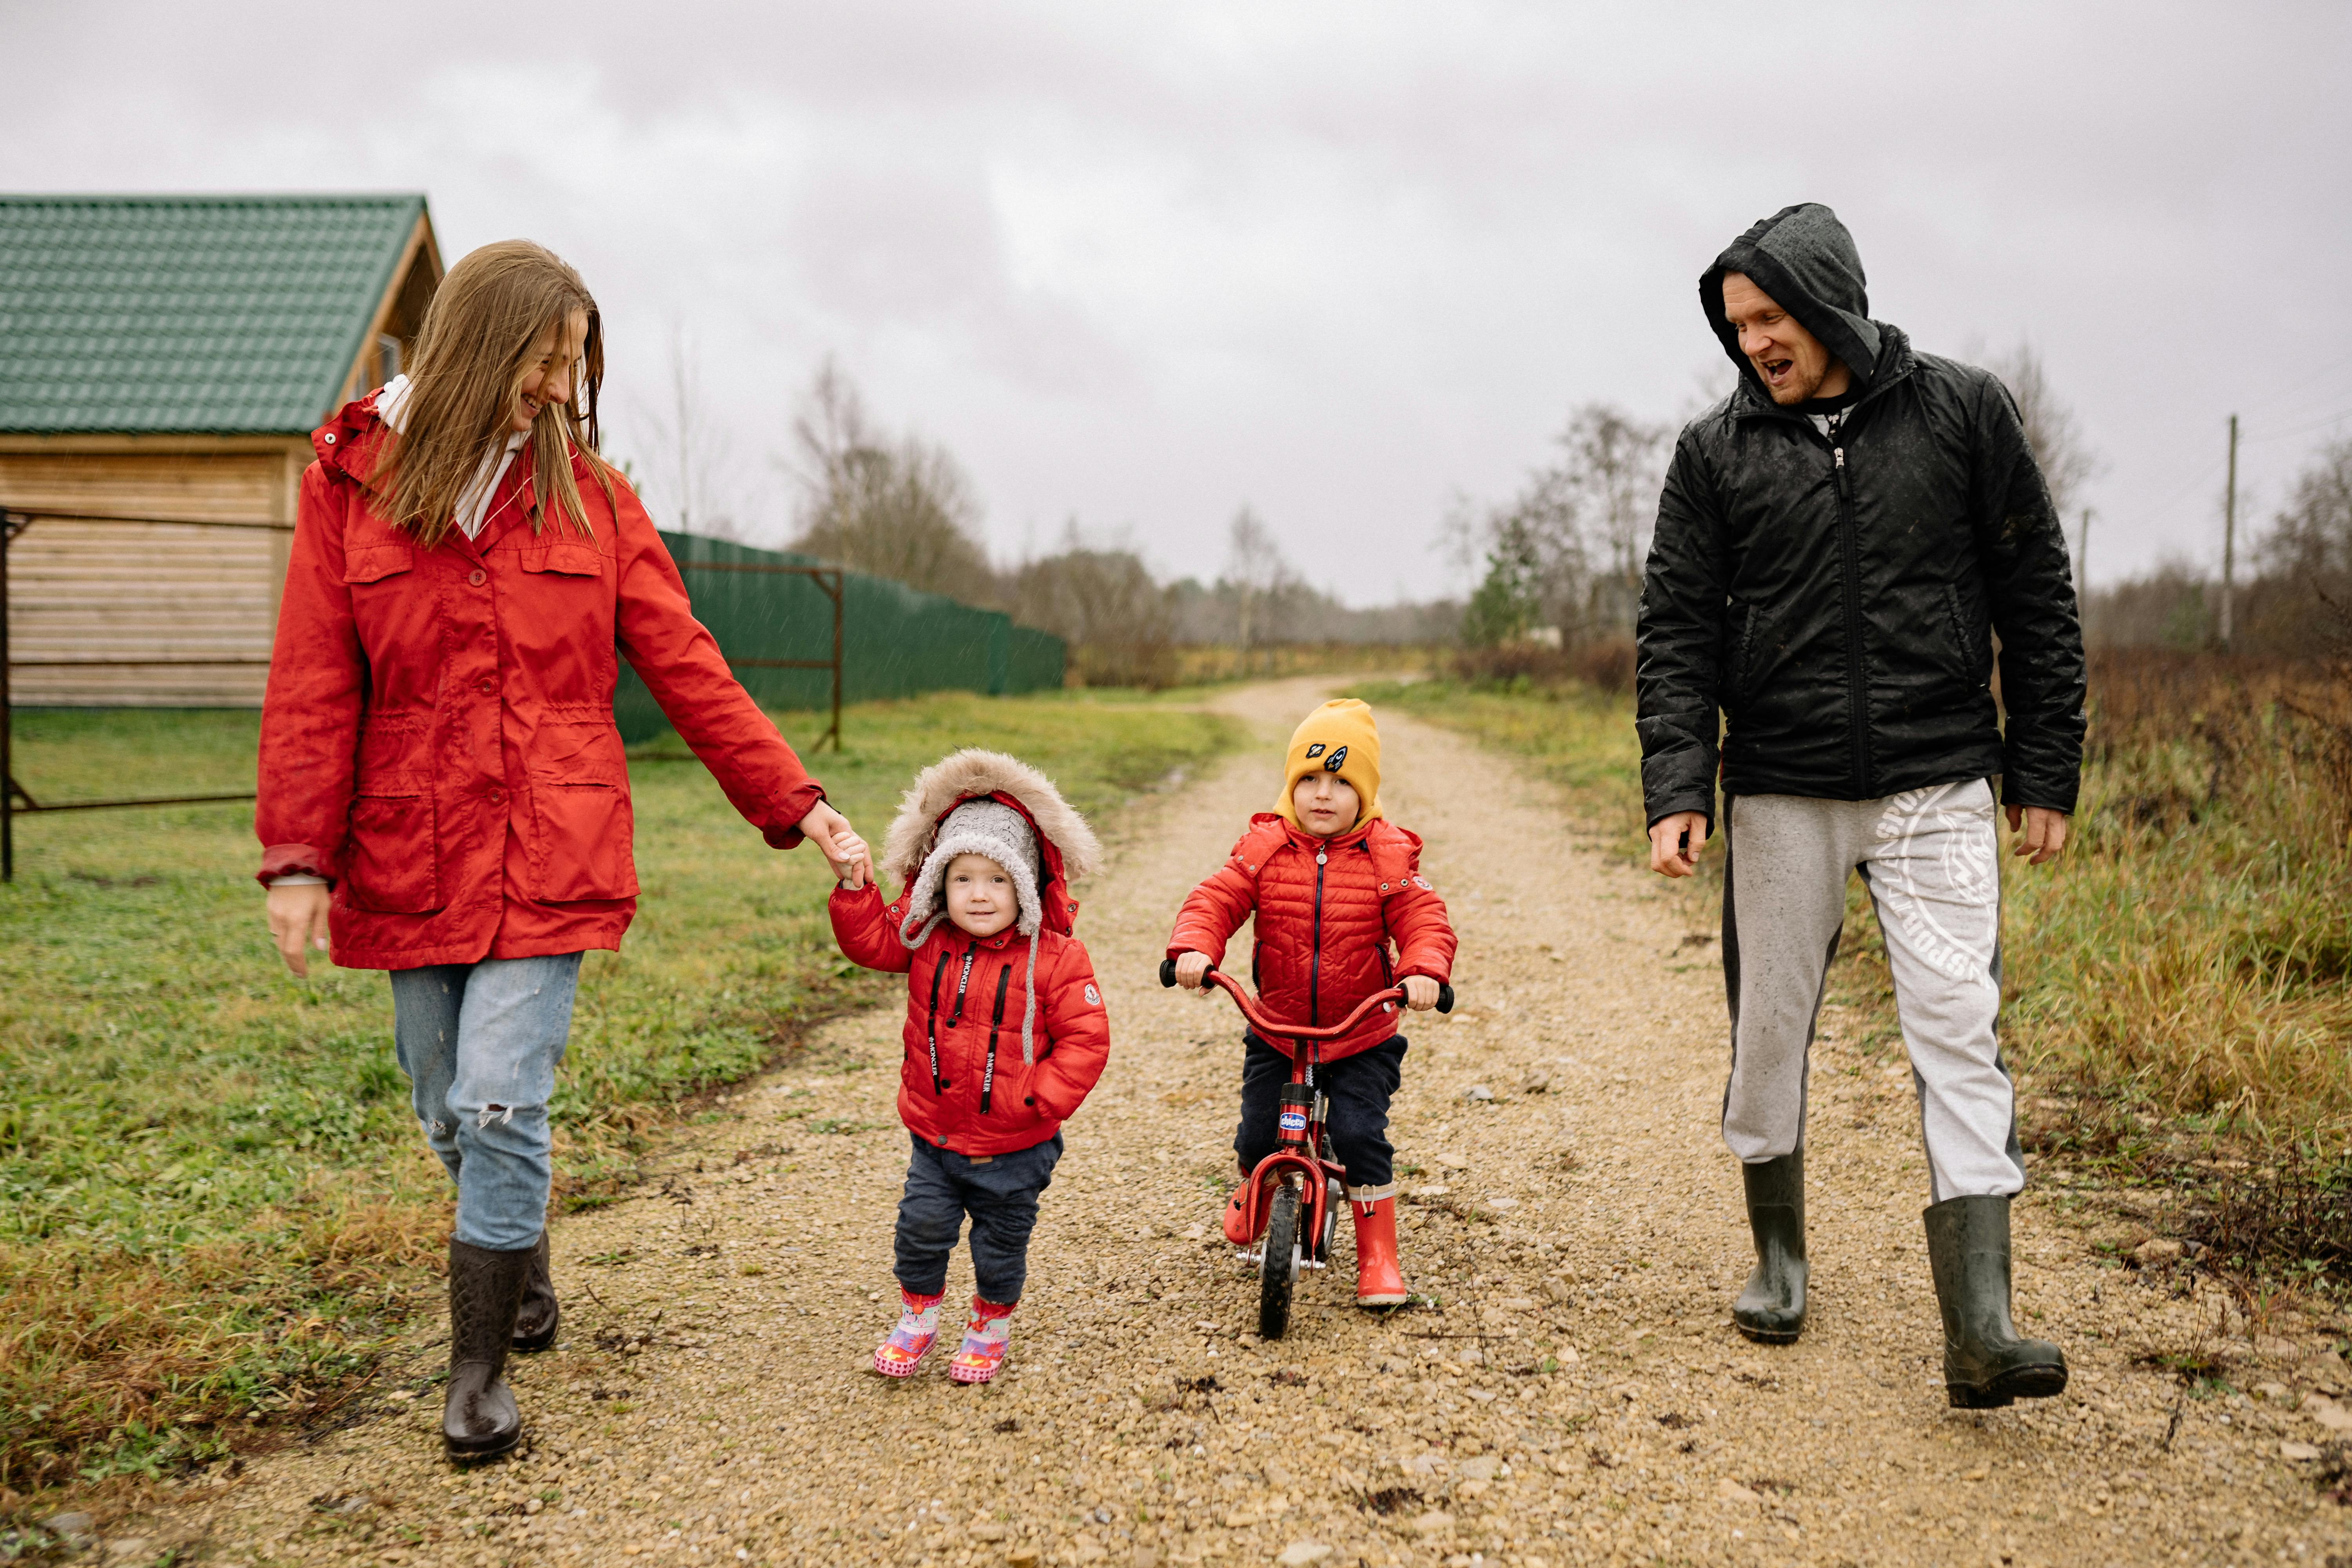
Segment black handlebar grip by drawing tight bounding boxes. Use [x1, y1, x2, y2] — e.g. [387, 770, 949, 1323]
[1159, 958, 1177, 988]
[1436, 982, 1455, 1014]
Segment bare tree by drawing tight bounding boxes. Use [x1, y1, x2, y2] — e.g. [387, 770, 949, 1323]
[781, 358, 999, 601]
[639, 326, 744, 540]
[1224, 507, 1295, 672]
[1008, 534, 1176, 688]
[1987, 342, 2100, 521]
[1557, 403, 1669, 633]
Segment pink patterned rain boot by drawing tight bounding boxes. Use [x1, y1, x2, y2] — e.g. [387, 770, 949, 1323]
[872, 1286, 946, 1378]
[947, 1297, 1017, 1385]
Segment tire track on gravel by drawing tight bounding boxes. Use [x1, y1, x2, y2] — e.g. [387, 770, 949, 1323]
[145, 677, 2350, 1568]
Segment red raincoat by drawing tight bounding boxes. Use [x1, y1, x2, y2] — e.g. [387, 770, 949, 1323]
[1166, 813, 1456, 1060]
[256, 393, 826, 969]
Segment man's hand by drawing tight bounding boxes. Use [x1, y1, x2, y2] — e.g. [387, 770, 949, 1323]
[1648, 811, 1709, 878]
[266, 882, 332, 976]
[1401, 975, 1441, 1011]
[2005, 804, 2069, 865]
[797, 800, 866, 880]
[1172, 951, 1213, 990]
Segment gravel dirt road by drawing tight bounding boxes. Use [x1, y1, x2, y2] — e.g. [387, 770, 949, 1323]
[121, 678, 2352, 1567]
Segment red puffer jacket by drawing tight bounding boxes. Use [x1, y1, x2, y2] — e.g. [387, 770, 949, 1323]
[1167, 814, 1455, 1060]
[256, 393, 826, 969]
[832, 885, 1111, 1155]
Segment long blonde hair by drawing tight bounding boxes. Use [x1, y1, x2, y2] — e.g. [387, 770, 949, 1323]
[371, 240, 617, 546]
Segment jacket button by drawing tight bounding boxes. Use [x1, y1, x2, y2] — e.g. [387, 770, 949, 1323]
[488, 787, 504, 804]
[323, 432, 336, 444]
[1024, 1096, 1035, 1107]
[468, 568, 486, 586]
[477, 677, 495, 695]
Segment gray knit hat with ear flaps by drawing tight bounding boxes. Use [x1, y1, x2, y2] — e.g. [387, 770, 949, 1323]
[898, 799, 1048, 1063]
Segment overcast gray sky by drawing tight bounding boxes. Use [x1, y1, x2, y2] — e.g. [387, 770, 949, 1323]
[6, 0, 2348, 604]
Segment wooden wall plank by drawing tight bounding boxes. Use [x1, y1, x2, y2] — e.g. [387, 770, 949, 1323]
[2, 446, 302, 707]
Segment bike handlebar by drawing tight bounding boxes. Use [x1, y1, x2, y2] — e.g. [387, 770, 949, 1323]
[1158, 956, 1453, 1038]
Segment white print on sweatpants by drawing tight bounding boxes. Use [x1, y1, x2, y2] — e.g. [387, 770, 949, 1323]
[1719, 779, 2024, 1203]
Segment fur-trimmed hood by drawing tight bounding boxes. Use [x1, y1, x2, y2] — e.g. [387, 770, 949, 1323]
[881, 750, 1102, 937]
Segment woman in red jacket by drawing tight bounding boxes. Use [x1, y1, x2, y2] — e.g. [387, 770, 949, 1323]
[1167, 699, 1455, 1307]
[829, 749, 1110, 1384]
[255, 240, 862, 1461]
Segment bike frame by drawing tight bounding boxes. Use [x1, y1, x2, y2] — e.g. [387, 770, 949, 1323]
[1159, 961, 1452, 1267]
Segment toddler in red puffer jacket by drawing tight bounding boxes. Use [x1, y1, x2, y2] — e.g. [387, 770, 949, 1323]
[830, 750, 1109, 1384]
[1166, 699, 1456, 1307]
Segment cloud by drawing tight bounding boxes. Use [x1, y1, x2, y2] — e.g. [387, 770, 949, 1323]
[4, 0, 2349, 596]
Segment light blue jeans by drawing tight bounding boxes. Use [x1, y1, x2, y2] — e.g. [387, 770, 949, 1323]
[388, 953, 582, 1251]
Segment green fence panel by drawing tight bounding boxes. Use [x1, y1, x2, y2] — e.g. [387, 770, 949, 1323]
[614, 530, 1065, 744]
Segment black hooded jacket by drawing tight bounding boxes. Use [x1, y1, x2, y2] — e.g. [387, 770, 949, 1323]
[1635, 203, 2085, 826]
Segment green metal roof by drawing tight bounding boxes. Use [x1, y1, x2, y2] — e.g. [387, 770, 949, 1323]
[0, 194, 427, 435]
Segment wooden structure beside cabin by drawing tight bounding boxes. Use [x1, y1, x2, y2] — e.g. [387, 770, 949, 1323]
[0, 194, 441, 704]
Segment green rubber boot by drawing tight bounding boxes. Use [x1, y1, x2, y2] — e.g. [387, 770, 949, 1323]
[1924, 1194, 2069, 1408]
[1732, 1151, 1806, 1344]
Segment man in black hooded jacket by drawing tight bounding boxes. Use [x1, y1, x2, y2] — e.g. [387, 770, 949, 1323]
[1635, 203, 2083, 1409]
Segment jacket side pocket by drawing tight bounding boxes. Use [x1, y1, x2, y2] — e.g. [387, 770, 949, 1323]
[527, 725, 638, 902]
[1727, 602, 1762, 702]
[345, 772, 440, 913]
[1943, 583, 1989, 685]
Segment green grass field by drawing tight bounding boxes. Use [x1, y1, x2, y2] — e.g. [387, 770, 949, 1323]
[1358, 664, 2352, 1280]
[0, 692, 1241, 1492]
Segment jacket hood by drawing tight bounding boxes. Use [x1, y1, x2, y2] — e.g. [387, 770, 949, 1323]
[1701, 203, 1885, 397]
[882, 749, 1102, 937]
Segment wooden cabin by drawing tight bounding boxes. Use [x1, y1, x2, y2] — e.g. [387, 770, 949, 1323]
[0, 194, 441, 705]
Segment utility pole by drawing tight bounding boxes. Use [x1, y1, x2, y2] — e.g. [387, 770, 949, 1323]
[2220, 414, 2238, 651]
[2076, 507, 2092, 641]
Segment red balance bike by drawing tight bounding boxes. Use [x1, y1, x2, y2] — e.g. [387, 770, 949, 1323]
[1159, 958, 1454, 1339]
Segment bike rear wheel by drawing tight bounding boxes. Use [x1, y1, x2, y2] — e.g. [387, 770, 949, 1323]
[1258, 1182, 1301, 1340]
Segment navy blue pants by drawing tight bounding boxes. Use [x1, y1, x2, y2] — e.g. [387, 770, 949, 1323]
[1234, 1032, 1408, 1190]
[893, 1132, 1063, 1305]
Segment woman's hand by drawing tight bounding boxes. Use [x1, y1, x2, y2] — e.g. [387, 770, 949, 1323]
[1401, 975, 1441, 1011]
[797, 801, 866, 879]
[267, 883, 332, 976]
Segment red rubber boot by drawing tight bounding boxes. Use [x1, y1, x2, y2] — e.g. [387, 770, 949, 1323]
[1351, 1192, 1409, 1307]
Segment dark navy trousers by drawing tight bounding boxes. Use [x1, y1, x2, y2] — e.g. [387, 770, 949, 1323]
[893, 1132, 1063, 1305]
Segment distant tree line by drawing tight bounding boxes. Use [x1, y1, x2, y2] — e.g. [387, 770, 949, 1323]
[774, 361, 1454, 688]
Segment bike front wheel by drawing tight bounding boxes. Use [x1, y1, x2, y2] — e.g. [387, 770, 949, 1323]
[1258, 1182, 1301, 1340]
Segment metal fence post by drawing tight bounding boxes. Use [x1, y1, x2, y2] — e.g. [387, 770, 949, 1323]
[828, 568, 844, 753]
[3, 506, 15, 883]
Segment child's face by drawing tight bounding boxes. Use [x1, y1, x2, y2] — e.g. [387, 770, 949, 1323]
[944, 853, 1018, 938]
[1292, 772, 1361, 838]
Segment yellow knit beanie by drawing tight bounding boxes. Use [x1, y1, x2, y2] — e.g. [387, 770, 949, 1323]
[1272, 699, 1382, 829]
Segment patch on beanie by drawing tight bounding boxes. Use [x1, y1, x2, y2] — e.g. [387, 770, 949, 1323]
[1304, 742, 1326, 759]
[1323, 745, 1348, 772]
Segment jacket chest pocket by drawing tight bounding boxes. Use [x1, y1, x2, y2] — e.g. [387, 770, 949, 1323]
[526, 722, 637, 902]
[345, 768, 441, 914]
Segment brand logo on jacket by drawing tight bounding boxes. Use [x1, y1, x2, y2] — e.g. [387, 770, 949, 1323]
[1083, 983, 1101, 1007]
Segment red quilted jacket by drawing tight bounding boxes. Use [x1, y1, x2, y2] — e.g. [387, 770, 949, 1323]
[1167, 813, 1456, 1060]
[831, 884, 1111, 1156]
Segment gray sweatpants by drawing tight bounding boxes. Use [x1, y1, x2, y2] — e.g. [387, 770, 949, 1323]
[1720, 779, 2025, 1202]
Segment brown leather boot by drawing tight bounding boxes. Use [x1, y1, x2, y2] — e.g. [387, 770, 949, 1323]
[512, 1231, 559, 1352]
[443, 1238, 531, 1462]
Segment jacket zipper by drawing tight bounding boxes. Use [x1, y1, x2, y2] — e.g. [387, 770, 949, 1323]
[1828, 415, 1873, 797]
[1309, 846, 1327, 1027]
[924, 952, 950, 1096]
[981, 964, 1012, 1113]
